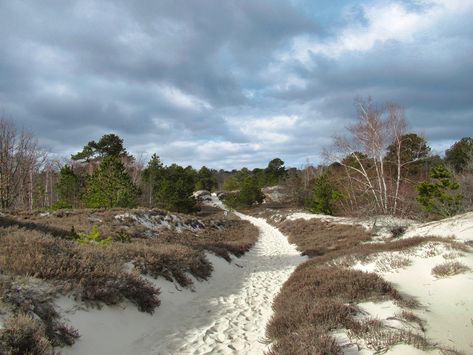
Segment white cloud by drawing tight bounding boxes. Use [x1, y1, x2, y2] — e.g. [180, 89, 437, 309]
[157, 84, 213, 111]
[226, 115, 299, 143]
[282, 0, 473, 64]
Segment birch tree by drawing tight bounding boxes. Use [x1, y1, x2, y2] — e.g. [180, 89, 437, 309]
[324, 98, 416, 215]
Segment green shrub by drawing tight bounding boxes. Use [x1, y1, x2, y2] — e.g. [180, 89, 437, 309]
[416, 165, 463, 217]
[51, 199, 72, 210]
[304, 173, 337, 215]
[77, 225, 112, 246]
[224, 176, 264, 209]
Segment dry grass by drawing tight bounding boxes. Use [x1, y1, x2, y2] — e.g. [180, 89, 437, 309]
[157, 219, 258, 261]
[265, 215, 470, 354]
[0, 277, 79, 347]
[276, 218, 371, 257]
[0, 313, 51, 355]
[0, 209, 259, 352]
[266, 265, 407, 354]
[432, 261, 471, 278]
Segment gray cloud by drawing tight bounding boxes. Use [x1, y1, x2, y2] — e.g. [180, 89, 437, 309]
[0, 0, 472, 169]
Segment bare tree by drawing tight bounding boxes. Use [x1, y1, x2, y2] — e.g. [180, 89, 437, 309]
[0, 117, 44, 210]
[324, 98, 413, 216]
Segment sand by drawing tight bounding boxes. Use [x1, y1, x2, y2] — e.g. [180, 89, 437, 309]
[57, 203, 306, 355]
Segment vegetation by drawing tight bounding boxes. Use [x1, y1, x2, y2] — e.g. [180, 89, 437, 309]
[154, 164, 197, 213]
[224, 176, 265, 208]
[416, 165, 463, 217]
[304, 173, 338, 215]
[83, 156, 141, 208]
[0, 314, 51, 355]
[445, 137, 473, 173]
[264, 215, 468, 354]
[431, 261, 470, 278]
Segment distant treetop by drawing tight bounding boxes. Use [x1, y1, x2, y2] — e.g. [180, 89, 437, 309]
[71, 133, 130, 161]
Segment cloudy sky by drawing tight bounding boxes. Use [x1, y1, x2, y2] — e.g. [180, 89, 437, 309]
[1, 0, 472, 169]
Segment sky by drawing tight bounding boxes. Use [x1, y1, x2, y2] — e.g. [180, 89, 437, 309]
[0, 0, 472, 169]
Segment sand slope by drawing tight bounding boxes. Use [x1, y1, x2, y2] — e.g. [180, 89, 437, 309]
[59, 211, 305, 355]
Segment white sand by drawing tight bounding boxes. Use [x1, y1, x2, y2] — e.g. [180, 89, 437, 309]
[57, 210, 306, 355]
[403, 212, 473, 241]
[350, 213, 473, 353]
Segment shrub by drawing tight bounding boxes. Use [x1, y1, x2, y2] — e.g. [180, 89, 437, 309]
[432, 261, 471, 278]
[224, 176, 264, 209]
[416, 165, 463, 217]
[77, 225, 112, 246]
[0, 314, 51, 355]
[304, 173, 337, 215]
[0, 230, 161, 313]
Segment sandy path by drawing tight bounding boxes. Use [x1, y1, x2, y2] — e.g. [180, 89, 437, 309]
[60, 210, 305, 355]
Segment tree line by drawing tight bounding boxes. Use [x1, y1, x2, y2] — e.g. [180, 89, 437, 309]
[0, 118, 286, 213]
[295, 99, 472, 218]
[1, 98, 471, 220]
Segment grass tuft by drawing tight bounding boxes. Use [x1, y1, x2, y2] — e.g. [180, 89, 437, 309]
[432, 261, 471, 278]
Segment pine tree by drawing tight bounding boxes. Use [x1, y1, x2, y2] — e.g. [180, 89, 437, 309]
[82, 156, 140, 208]
[141, 154, 164, 207]
[55, 165, 82, 209]
[416, 165, 463, 217]
[155, 164, 196, 213]
[305, 173, 336, 215]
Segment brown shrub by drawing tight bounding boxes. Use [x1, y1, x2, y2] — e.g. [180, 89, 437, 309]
[266, 265, 405, 354]
[432, 261, 471, 278]
[0, 314, 51, 355]
[264, 216, 471, 354]
[266, 326, 341, 355]
[0, 277, 79, 347]
[0, 229, 161, 313]
[349, 318, 429, 351]
[277, 218, 372, 257]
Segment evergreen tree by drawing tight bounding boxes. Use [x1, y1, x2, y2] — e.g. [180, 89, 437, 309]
[264, 158, 286, 186]
[55, 165, 82, 208]
[416, 165, 463, 217]
[141, 154, 164, 207]
[445, 137, 473, 173]
[305, 173, 336, 215]
[195, 166, 217, 191]
[71, 133, 129, 161]
[224, 176, 264, 208]
[82, 156, 140, 208]
[155, 164, 196, 213]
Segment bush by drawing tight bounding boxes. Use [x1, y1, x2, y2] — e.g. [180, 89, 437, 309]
[432, 261, 470, 278]
[304, 173, 337, 215]
[416, 165, 463, 217]
[77, 225, 113, 246]
[0, 314, 51, 355]
[224, 176, 264, 209]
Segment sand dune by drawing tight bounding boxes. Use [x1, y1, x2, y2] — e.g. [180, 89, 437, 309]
[59, 209, 305, 355]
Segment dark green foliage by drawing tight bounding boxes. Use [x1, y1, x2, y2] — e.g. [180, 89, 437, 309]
[195, 166, 218, 191]
[445, 137, 473, 173]
[385, 133, 431, 176]
[305, 173, 337, 215]
[264, 158, 287, 186]
[155, 164, 197, 213]
[223, 168, 250, 191]
[55, 165, 82, 209]
[224, 176, 264, 208]
[71, 133, 129, 161]
[82, 156, 140, 208]
[416, 165, 463, 217]
[141, 154, 164, 207]
[223, 158, 287, 192]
